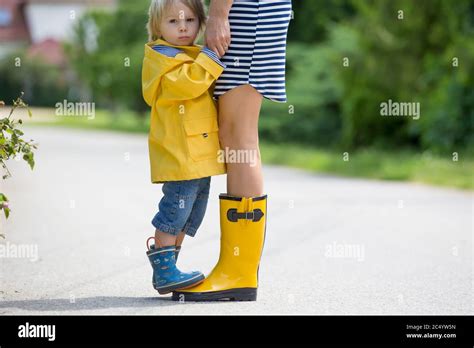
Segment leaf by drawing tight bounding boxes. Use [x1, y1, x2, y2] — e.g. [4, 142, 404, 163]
[28, 158, 35, 170]
[0, 93, 37, 188]
[0, 194, 9, 219]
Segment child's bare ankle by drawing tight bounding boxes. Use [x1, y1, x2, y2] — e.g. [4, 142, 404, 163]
[154, 229, 177, 248]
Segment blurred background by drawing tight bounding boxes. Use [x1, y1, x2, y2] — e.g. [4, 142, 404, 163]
[0, 0, 473, 188]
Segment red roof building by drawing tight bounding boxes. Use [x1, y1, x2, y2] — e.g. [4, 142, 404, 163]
[0, 0, 31, 43]
[0, 0, 115, 59]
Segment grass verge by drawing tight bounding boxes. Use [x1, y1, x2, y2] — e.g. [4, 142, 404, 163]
[23, 108, 474, 190]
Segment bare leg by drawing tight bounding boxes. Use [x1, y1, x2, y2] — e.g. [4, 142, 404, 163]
[154, 229, 186, 248]
[176, 231, 186, 247]
[218, 84, 264, 197]
[154, 229, 177, 247]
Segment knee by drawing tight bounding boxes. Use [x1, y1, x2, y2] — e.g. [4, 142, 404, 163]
[218, 124, 259, 149]
[218, 126, 231, 148]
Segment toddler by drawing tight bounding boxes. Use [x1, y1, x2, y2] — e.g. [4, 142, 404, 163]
[142, 0, 226, 295]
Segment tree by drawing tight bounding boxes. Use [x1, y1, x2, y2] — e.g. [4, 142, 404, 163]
[65, 0, 151, 114]
[332, 0, 474, 150]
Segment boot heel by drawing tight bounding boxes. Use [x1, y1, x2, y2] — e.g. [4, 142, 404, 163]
[172, 287, 257, 302]
[231, 288, 257, 301]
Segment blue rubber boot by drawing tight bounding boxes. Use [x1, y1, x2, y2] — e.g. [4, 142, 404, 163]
[148, 244, 181, 263]
[149, 234, 183, 262]
[146, 241, 204, 295]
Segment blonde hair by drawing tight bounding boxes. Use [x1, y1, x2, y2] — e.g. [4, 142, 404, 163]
[146, 0, 207, 42]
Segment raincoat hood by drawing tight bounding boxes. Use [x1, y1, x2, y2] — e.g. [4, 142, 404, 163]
[142, 39, 221, 107]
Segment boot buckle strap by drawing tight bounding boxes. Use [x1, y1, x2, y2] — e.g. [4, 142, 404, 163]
[227, 208, 264, 222]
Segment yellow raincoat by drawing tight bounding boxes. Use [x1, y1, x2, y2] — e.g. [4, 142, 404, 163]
[142, 39, 227, 183]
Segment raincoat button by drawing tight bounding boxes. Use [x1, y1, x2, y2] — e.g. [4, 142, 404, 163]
[203, 133, 208, 138]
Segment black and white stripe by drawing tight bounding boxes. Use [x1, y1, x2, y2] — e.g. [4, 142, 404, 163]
[201, 47, 227, 68]
[214, 0, 292, 103]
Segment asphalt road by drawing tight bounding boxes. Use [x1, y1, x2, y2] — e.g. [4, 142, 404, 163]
[0, 126, 472, 314]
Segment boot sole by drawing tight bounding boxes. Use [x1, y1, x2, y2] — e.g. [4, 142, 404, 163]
[171, 288, 257, 302]
[155, 274, 205, 295]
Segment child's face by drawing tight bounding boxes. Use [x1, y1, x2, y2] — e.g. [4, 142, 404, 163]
[159, 1, 200, 46]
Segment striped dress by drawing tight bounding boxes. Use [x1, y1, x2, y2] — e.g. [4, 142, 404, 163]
[213, 0, 292, 103]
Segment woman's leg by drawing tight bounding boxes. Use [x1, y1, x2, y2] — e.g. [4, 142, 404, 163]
[171, 89, 266, 301]
[218, 84, 264, 197]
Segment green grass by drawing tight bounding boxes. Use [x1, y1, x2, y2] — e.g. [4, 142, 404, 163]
[25, 108, 474, 190]
[27, 109, 151, 133]
[260, 142, 474, 190]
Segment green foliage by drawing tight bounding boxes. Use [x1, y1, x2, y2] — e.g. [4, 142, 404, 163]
[0, 55, 71, 107]
[288, 0, 355, 43]
[259, 43, 343, 147]
[0, 94, 38, 228]
[65, 0, 150, 113]
[260, 0, 474, 154]
[331, 0, 474, 151]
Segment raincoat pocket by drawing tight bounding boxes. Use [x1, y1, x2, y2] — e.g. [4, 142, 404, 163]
[183, 117, 221, 161]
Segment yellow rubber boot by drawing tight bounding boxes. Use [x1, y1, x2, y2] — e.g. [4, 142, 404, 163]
[172, 194, 267, 301]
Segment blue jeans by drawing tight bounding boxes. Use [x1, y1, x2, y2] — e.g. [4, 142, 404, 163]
[151, 177, 211, 237]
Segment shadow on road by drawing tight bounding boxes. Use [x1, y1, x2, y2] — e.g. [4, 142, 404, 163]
[0, 296, 182, 312]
